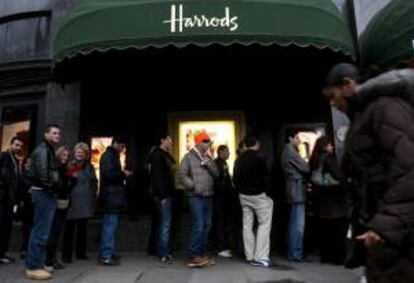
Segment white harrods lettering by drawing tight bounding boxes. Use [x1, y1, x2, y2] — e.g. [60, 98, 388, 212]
[163, 4, 239, 33]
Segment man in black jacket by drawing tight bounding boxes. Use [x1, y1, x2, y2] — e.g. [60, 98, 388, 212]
[98, 136, 132, 266]
[212, 145, 234, 258]
[25, 124, 61, 280]
[233, 136, 273, 268]
[149, 134, 175, 264]
[0, 136, 24, 264]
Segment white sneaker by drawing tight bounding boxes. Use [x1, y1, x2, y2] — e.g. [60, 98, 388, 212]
[251, 259, 273, 268]
[218, 250, 232, 258]
[44, 266, 54, 273]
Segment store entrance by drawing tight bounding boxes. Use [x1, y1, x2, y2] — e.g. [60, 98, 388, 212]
[78, 44, 347, 253]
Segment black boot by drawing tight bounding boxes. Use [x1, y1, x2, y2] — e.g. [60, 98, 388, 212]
[52, 259, 65, 270]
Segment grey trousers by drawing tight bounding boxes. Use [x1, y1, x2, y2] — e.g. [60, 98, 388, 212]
[239, 193, 274, 261]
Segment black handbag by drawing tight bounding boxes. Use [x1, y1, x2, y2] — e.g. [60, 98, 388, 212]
[311, 155, 341, 187]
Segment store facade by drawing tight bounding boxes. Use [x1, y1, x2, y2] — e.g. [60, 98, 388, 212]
[11, 0, 412, 252]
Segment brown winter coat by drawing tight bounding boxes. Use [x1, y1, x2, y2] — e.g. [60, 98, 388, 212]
[345, 69, 414, 283]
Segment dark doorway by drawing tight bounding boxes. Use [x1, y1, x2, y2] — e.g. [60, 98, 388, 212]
[75, 44, 350, 254]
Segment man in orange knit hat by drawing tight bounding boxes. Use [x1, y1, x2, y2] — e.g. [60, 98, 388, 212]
[179, 132, 219, 268]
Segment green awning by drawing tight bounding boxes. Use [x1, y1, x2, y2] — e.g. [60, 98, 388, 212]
[53, 0, 355, 63]
[360, 0, 414, 68]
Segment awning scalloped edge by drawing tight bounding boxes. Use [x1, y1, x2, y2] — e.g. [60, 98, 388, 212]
[54, 39, 355, 66]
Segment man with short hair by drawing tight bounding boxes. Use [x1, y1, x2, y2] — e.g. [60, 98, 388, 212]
[281, 130, 310, 262]
[26, 124, 62, 280]
[234, 135, 274, 268]
[0, 136, 24, 264]
[98, 136, 132, 266]
[148, 134, 176, 264]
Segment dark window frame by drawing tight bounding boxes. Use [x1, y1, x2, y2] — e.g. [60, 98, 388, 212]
[0, 11, 52, 63]
[0, 93, 46, 153]
[0, 11, 52, 25]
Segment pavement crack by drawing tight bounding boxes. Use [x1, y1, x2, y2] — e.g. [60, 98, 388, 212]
[134, 271, 145, 282]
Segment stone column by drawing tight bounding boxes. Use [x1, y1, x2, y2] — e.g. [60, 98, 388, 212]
[45, 82, 81, 147]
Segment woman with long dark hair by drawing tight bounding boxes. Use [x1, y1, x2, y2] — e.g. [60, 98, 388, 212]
[309, 136, 349, 265]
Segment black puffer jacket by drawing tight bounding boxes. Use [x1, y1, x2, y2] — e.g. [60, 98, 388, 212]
[29, 141, 59, 193]
[345, 68, 414, 283]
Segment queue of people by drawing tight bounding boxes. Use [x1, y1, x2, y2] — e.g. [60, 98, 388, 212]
[1, 62, 413, 282]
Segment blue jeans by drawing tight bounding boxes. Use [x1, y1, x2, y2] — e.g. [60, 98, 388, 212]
[100, 213, 119, 259]
[155, 197, 172, 258]
[287, 203, 305, 260]
[188, 197, 213, 259]
[26, 190, 57, 269]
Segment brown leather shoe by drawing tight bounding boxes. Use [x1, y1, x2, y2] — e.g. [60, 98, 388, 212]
[187, 257, 209, 268]
[204, 256, 216, 266]
[25, 269, 52, 280]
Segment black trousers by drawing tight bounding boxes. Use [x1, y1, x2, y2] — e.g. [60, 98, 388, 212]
[211, 193, 232, 252]
[62, 219, 88, 260]
[21, 196, 35, 253]
[320, 217, 348, 264]
[0, 202, 14, 256]
[46, 208, 68, 262]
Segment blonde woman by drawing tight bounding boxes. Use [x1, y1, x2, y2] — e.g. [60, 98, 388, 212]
[62, 142, 97, 263]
